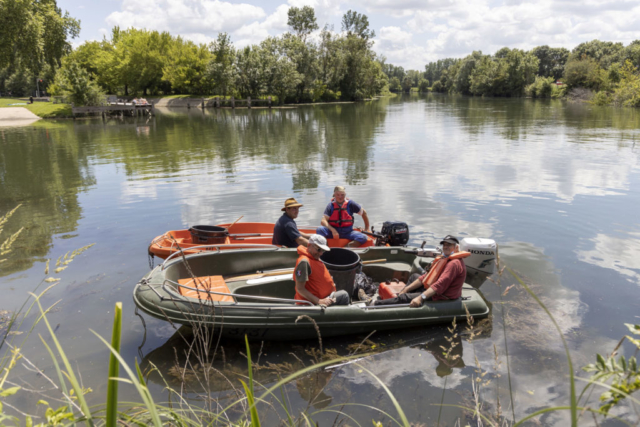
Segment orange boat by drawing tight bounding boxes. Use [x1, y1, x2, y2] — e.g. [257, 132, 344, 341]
[148, 222, 376, 260]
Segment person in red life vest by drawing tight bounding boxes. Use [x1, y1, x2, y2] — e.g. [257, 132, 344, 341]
[374, 235, 470, 307]
[294, 235, 350, 306]
[316, 186, 370, 247]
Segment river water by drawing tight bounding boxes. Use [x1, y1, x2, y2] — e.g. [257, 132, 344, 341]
[1, 94, 639, 425]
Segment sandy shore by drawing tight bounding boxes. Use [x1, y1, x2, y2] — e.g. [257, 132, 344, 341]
[0, 107, 41, 127]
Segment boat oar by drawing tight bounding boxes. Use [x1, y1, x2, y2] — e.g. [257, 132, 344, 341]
[226, 259, 388, 283]
[225, 215, 244, 232]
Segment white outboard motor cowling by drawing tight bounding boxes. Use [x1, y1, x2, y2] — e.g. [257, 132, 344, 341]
[460, 238, 497, 274]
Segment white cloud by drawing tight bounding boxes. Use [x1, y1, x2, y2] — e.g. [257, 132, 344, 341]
[106, 0, 266, 35]
[577, 232, 640, 285]
[96, 0, 640, 69]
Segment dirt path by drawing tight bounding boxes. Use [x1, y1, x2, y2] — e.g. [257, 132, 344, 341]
[0, 107, 41, 126]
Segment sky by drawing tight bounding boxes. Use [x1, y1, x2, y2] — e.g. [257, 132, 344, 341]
[58, 0, 640, 70]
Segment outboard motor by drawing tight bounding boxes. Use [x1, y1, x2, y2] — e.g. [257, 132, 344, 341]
[377, 221, 410, 246]
[460, 238, 497, 274]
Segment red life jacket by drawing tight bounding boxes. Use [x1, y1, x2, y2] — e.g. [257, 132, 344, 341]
[293, 246, 336, 304]
[421, 251, 471, 287]
[328, 199, 354, 228]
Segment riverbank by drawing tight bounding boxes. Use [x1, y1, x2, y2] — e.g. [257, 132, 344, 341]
[0, 98, 72, 119]
[0, 106, 41, 126]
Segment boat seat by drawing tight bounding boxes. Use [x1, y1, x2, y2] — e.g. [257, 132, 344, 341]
[178, 276, 235, 302]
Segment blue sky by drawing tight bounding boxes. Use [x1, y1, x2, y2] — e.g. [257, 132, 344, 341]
[58, 0, 640, 69]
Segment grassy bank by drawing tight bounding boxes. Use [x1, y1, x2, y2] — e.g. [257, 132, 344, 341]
[0, 98, 72, 118]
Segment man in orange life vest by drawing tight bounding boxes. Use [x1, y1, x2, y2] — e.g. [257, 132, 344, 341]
[374, 235, 470, 307]
[294, 235, 350, 306]
[316, 186, 370, 247]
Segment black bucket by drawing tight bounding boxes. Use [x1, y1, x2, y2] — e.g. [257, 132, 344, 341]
[188, 225, 229, 244]
[321, 248, 361, 298]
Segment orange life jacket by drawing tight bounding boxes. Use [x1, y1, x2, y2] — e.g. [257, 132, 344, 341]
[294, 246, 336, 303]
[421, 251, 471, 287]
[328, 199, 354, 228]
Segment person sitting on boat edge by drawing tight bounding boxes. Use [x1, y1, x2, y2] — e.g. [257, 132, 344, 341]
[273, 197, 313, 248]
[294, 235, 350, 306]
[374, 235, 470, 307]
[316, 186, 370, 248]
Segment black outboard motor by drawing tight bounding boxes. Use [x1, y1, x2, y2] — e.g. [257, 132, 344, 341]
[377, 221, 410, 246]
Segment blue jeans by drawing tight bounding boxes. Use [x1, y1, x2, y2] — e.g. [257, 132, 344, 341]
[316, 226, 368, 244]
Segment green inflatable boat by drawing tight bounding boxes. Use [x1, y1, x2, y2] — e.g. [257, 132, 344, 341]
[133, 246, 491, 341]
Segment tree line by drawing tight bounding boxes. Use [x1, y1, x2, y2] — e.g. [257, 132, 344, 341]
[390, 41, 640, 107]
[2, 0, 640, 107]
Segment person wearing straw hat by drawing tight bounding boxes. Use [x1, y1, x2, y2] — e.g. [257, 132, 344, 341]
[316, 186, 370, 247]
[294, 235, 350, 306]
[273, 197, 313, 248]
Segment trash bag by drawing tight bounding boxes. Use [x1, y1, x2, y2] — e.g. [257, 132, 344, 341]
[352, 272, 378, 299]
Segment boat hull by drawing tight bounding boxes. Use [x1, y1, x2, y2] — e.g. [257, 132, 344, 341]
[134, 246, 490, 341]
[148, 222, 375, 259]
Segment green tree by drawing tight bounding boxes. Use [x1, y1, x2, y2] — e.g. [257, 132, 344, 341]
[389, 76, 401, 92]
[401, 75, 413, 92]
[563, 56, 602, 89]
[418, 78, 429, 92]
[287, 6, 318, 43]
[341, 10, 375, 40]
[163, 37, 210, 94]
[208, 32, 236, 97]
[235, 45, 264, 98]
[612, 60, 640, 107]
[0, 0, 79, 94]
[570, 39, 624, 68]
[260, 37, 301, 104]
[454, 51, 483, 95]
[339, 10, 381, 100]
[531, 45, 570, 80]
[50, 60, 104, 106]
[316, 25, 345, 98]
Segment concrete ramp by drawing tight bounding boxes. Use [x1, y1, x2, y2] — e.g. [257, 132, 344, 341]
[0, 107, 41, 127]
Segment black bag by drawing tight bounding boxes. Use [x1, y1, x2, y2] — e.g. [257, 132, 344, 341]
[352, 272, 378, 298]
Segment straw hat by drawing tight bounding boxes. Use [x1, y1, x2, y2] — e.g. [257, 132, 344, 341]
[282, 197, 303, 211]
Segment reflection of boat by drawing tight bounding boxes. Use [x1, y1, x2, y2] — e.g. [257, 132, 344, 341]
[134, 246, 491, 341]
[140, 318, 492, 399]
[148, 222, 375, 259]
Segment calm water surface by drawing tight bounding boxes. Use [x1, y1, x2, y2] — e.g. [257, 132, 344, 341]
[1, 94, 640, 425]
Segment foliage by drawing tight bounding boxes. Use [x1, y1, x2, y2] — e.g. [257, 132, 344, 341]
[592, 90, 613, 106]
[418, 78, 429, 92]
[563, 56, 602, 89]
[531, 45, 569, 80]
[0, 0, 80, 77]
[570, 40, 624, 69]
[50, 60, 104, 106]
[526, 76, 555, 98]
[611, 60, 640, 107]
[208, 32, 236, 98]
[582, 323, 640, 416]
[287, 6, 318, 43]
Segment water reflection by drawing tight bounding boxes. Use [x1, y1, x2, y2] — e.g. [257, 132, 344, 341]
[141, 318, 492, 404]
[0, 124, 94, 276]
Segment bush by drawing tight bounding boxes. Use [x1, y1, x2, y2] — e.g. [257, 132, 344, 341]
[432, 80, 444, 92]
[612, 61, 640, 107]
[51, 60, 104, 106]
[592, 91, 613, 105]
[563, 56, 601, 89]
[418, 78, 429, 92]
[525, 76, 555, 98]
[551, 84, 567, 98]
